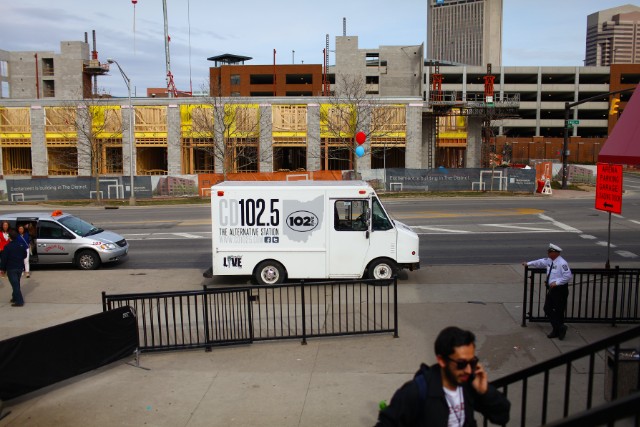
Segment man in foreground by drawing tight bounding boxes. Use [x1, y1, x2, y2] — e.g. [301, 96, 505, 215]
[376, 326, 510, 426]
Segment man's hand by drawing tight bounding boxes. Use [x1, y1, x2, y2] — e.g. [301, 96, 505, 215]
[472, 363, 489, 395]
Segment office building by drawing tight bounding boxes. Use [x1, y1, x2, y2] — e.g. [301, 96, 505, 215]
[427, 0, 503, 67]
[585, 4, 640, 66]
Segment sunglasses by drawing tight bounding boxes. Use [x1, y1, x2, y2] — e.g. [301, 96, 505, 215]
[446, 356, 479, 370]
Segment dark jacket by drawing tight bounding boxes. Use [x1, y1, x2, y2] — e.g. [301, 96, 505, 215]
[376, 363, 510, 427]
[0, 240, 27, 271]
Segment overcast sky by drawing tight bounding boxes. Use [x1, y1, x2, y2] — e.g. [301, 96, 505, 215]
[0, 0, 629, 97]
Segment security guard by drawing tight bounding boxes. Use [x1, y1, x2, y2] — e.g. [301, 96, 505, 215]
[523, 244, 573, 340]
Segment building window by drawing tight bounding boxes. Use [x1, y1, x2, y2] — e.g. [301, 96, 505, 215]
[43, 80, 55, 98]
[230, 92, 241, 97]
[1, 81, 9, 98]
[42, 58, 54, 76]
[0, 60, 8, 77]
[230, 74, 240, 85]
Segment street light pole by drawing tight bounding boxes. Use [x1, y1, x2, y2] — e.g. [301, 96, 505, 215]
[107, 59, 136, 205]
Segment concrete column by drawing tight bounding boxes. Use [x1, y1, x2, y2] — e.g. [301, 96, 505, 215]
[76, 106, 91, 176]
[122, 105, 136, 177]
[421, 114, 434, 169]
[166, 104, 181, 175]
[259, 104, 273, 172]
[30, 106, 48, 176]
[466, 116, 483, 168]
[213, 105, 224, 174]
[306, 103, 321, 171]
[405, 104, 423, 168]
[535, 67, 542, 136]
[355, 110, 371, 175]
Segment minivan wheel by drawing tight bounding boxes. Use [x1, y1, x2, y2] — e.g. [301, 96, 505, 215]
[367, 259, 397, 280]
[255, 261, 286, 286]
[76, 250, 101, 270]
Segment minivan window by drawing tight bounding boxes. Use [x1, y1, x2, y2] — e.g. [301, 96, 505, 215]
[57, 215, 102, 237]
[38, 221, 72, 239]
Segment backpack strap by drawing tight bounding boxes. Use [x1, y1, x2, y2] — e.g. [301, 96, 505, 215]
[414, 371, 428, 402]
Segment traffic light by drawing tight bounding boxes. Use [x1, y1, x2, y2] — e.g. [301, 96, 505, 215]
[609, 98, 620, 116]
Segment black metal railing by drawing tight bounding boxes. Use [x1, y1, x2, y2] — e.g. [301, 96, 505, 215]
[102, 278, 397, 352]
[487, 325, 640, 427]
[541, 391, 640, 427]
[522, 266, 640, 326]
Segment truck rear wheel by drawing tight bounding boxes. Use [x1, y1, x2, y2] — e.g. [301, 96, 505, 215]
[367, 259, 397, 280]
[255, 261, 286, 286]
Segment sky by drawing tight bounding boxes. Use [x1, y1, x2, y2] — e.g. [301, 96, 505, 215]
[0, 0, 631, 97]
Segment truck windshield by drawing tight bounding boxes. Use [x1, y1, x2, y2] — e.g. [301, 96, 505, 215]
[58, 215, 102, 237]
[372, 197, 393, 230]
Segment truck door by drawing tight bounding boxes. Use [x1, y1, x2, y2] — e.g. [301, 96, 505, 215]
[329, 199, 370, 277]
[366, 196, 397, 264]
[36, 220, 75, 264]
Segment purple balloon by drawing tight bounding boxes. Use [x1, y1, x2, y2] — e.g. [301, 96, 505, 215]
[355, 145, 365, 157]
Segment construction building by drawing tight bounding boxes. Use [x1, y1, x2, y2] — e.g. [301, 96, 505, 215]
[585, 4, 640, 66]
[208, 54, 323, 97]
[427, 0, 503, 67]
[0, 31, 109, 100]
[330, 36, 423, 97]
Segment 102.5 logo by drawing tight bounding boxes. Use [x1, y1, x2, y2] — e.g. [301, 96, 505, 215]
[286, 210, 319, 232]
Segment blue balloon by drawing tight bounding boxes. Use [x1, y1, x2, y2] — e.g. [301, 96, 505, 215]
[355, 146, 365, 157]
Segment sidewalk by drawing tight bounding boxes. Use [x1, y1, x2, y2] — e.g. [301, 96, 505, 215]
[0, 265, 627, 426]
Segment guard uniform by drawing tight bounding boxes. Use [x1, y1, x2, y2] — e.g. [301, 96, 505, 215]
[526, 244, 572, 338]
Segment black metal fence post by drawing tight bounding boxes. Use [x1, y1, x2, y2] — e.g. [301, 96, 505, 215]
[612, 266, 620, 327]
[203, 289, 211, 352]
[101, 291, 107, 312]
[300, 280, 307, 345]
[393, 276, 399, 338]
[522, 266, 529, 327]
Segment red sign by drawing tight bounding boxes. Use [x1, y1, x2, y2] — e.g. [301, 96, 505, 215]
[595, 163, 623, 214]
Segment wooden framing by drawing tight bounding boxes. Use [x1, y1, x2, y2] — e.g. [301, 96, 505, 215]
[0, 108, 30, 133]
[272, 105, 307, 132]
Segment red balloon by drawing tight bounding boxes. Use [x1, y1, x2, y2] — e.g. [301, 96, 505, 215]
[355, 131, 366, 144]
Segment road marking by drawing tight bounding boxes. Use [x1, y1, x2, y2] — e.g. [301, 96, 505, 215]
[616, 250, 638, 258]
[580, 234, 597, 239]
[123, 232, 211, 240]
[596, 241, 616, 248]
[481, 223, 558, 232]
[395, 208, 544, 220]
[413, 226, 471, 233]
[630, 220, 640, 225]
[173, 233, 205, 239]
[537, 214, 582, 233]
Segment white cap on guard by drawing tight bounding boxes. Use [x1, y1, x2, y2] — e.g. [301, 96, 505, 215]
[548, 243, 562, 252]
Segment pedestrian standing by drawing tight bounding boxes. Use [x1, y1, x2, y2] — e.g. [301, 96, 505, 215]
[523, 243, 572, 340]
[17, 225, 31, 278]
[376, 326, 510, 427]
[0, 229, 27, 307]
[0, 221, 10, 254]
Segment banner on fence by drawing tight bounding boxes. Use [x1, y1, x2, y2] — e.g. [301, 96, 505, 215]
[384, 168, 536, 192]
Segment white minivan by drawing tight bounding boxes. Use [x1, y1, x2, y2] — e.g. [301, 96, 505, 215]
[0, 210, 129, 270]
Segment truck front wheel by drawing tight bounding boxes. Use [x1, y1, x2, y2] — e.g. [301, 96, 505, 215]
[367, 259, 397, 280]
[255, 261, 286, 286]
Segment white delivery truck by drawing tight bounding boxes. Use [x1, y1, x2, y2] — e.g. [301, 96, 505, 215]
[210, 180, 420, 285]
